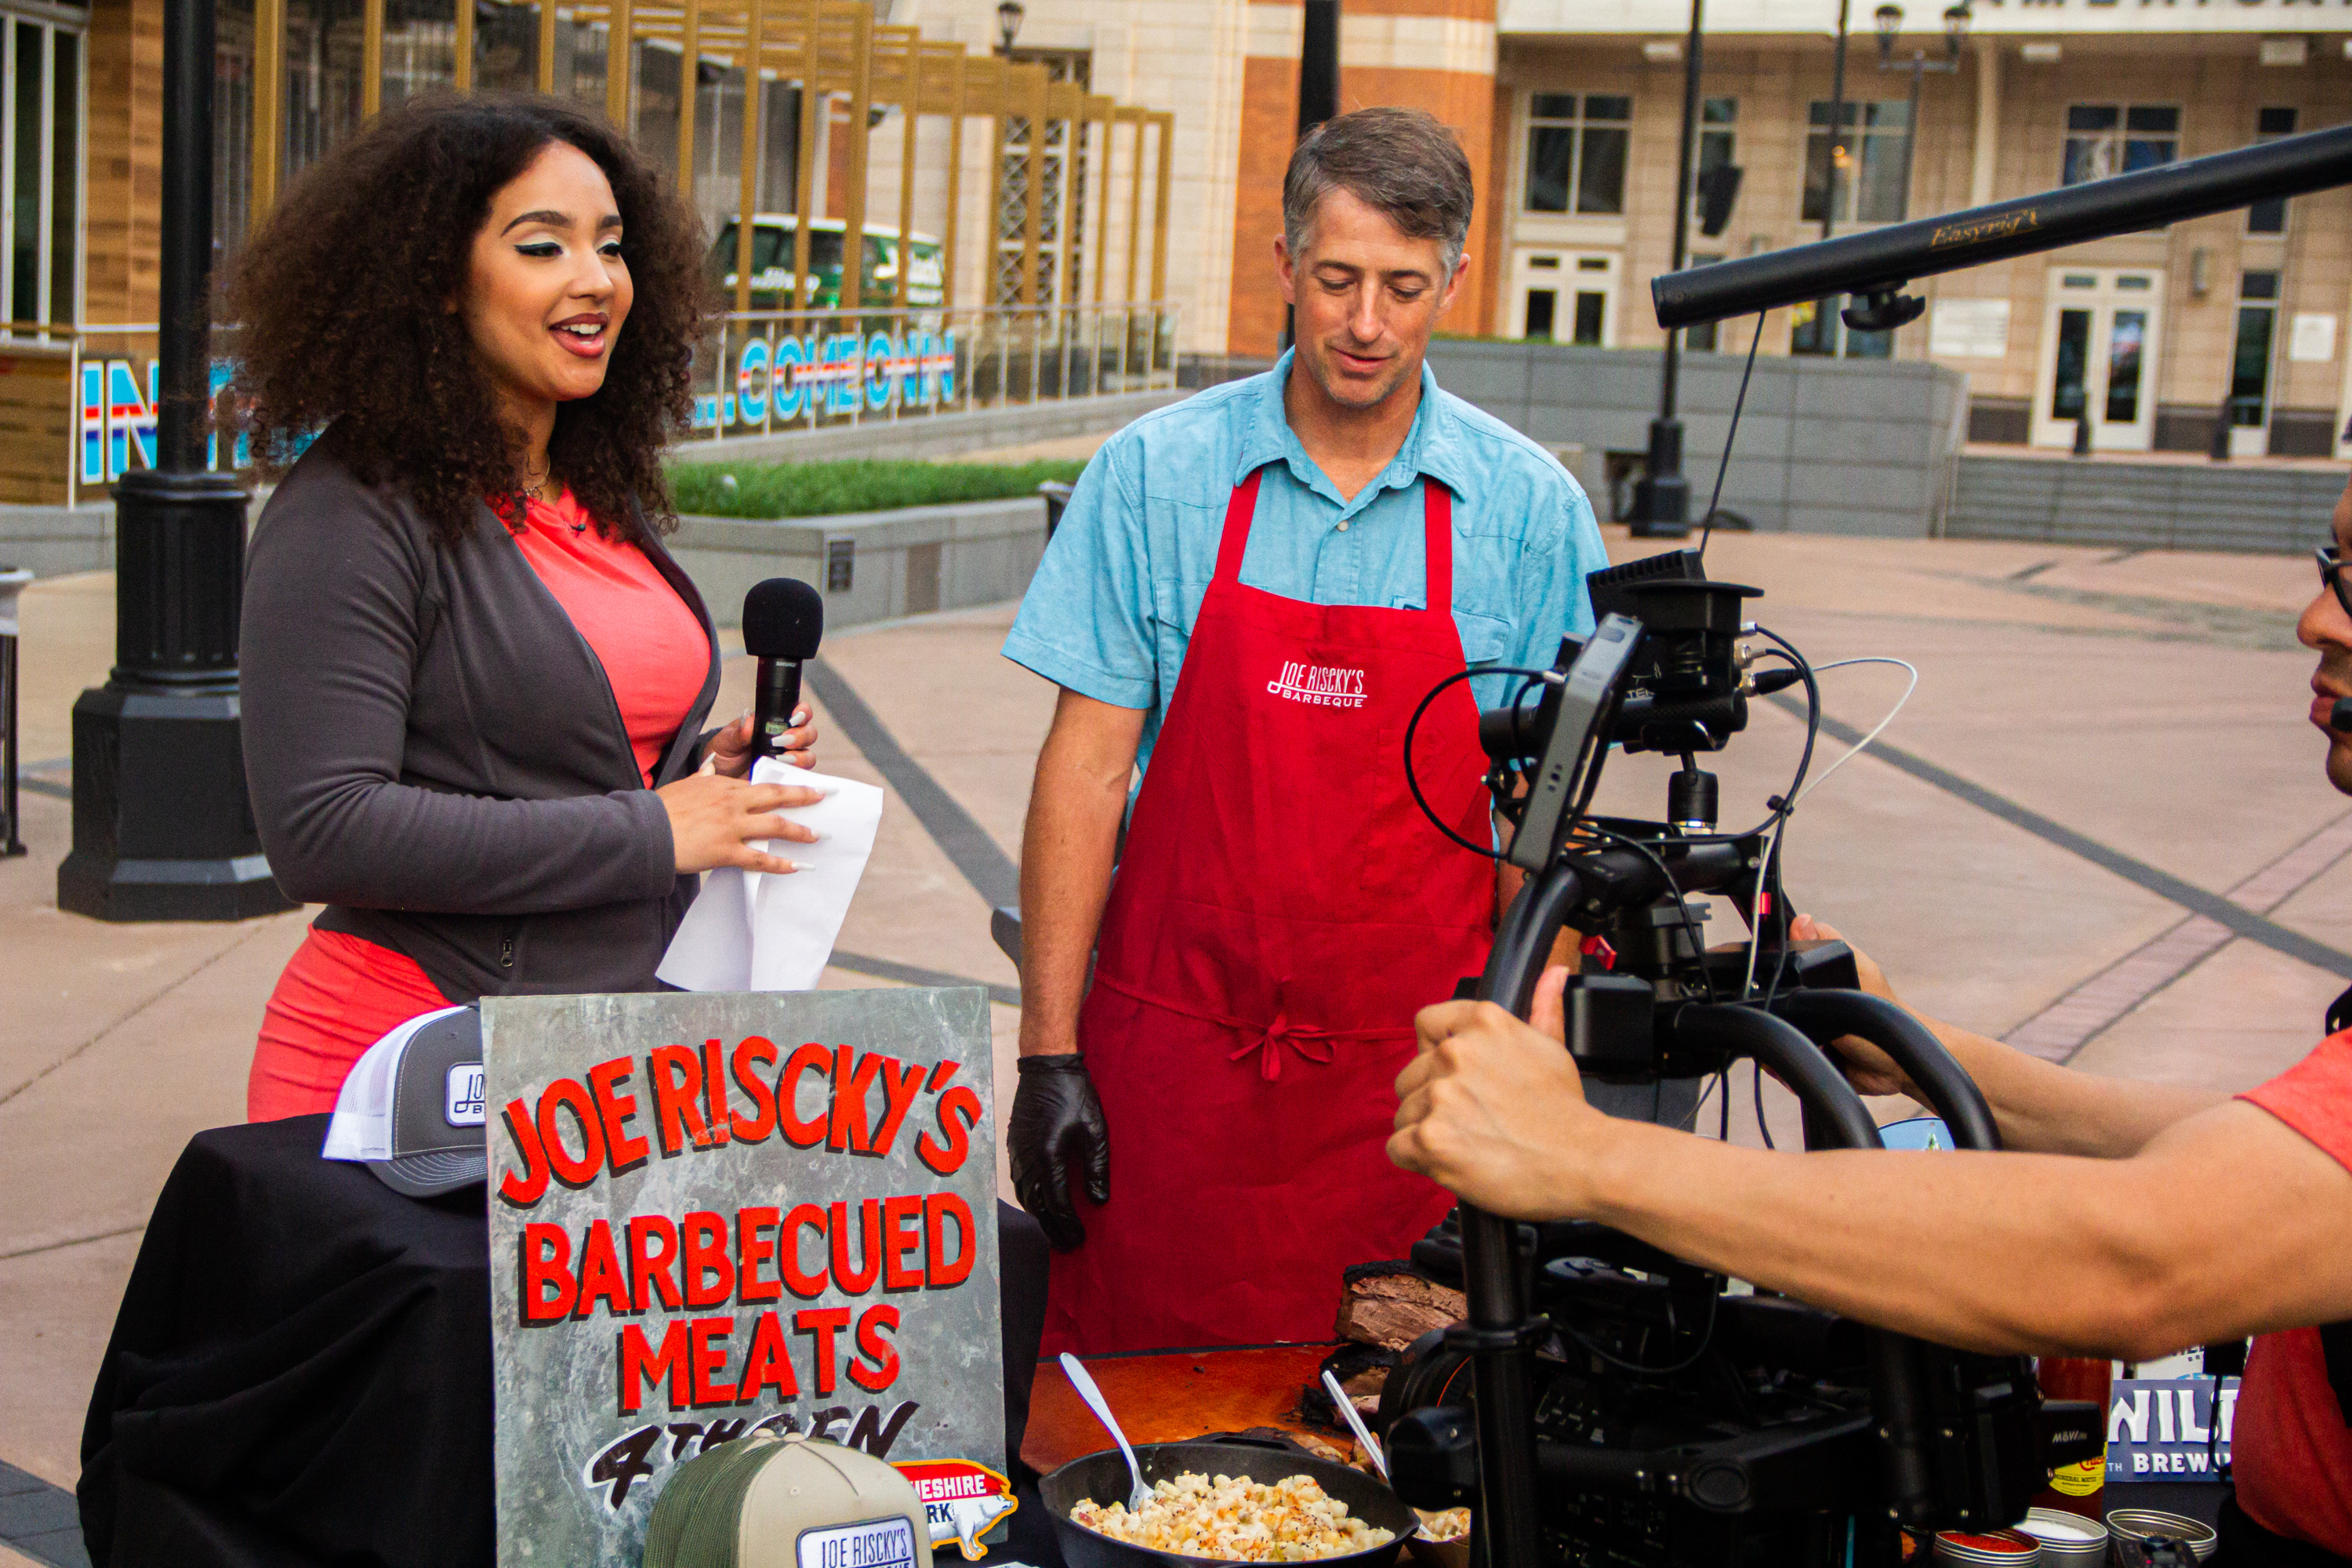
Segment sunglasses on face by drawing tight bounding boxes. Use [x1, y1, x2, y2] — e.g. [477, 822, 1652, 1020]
[2321, 546, 2352, 622]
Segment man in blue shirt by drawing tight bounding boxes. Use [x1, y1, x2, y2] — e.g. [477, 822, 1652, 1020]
[1000, 107, 1609, 1353]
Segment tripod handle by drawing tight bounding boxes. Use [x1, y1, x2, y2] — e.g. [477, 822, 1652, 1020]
[1771, 989, 2002, 1152]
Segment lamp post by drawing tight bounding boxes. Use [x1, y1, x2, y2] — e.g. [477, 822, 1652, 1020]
[57, 0, 292, 921]
[1875, 3, 1969, 225]
[1629, 0, 1705, 538]
[995, 0, 1023, 54]
[1280, 0, 1341, 352]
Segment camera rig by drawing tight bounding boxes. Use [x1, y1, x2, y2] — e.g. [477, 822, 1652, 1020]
[1385, 550, 2100, 1567]
[1365, 119, 2352, 1568]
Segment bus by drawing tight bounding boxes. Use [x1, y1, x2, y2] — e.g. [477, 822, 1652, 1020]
[710, 216, 946, 310]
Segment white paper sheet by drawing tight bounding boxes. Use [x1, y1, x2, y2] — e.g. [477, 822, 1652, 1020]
[656, 760, 884, 993]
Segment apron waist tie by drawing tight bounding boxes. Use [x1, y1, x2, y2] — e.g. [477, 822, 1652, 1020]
[1090, 970, 1414, 1082]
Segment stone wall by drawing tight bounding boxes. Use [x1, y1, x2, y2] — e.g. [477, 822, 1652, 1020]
[1426, 338, 1971, 538]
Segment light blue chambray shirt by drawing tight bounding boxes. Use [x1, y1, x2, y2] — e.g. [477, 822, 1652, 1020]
[1001, 350, 1610, 781]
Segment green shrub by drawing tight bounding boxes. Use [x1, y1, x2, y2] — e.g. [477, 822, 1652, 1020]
[669, 457, 1088, 520]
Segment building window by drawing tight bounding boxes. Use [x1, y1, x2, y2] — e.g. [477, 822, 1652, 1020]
[1685, 252, 1725, 350]
[2249, 107, 2296, 234]
[1802, 100, 1909, 226]
[1693, 97, 1735, 221]
[2232, 270, 2280, 431]
[2062, 104, 2178, 187]
[996, 49, 1092, 307]
[1791, 296, 1893, 359]
[1525, 93, 1630, 216]
[2, 16, 80, 330]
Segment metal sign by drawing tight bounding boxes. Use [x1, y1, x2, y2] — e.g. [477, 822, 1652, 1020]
[2107, 1377, 2238, 1483]
[485, 987, 1007, 1568]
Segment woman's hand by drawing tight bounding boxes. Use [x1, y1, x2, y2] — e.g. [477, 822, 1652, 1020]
[1789, 914, 1918, 1099]
[658, 773, 824, 874]
[703, 706, 821, 778]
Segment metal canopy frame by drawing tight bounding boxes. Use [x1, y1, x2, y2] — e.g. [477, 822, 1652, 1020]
[245, 0, 1173, 318]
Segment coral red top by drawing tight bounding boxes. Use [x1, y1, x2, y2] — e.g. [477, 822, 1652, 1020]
[246, 491, 707, 1121]
[2233, 1032, 2352, 1555]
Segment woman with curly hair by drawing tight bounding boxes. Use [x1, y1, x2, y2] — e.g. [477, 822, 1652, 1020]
[235, 95, 820, 1120]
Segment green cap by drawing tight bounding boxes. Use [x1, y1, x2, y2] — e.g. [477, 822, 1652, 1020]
[645, 1432, 935, 1568]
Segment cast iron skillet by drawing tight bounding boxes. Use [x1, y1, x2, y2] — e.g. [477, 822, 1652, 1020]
[1040, 1440, 1417, 1568]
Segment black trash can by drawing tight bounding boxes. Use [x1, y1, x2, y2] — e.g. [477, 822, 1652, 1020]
[1039, 481, 1074, 542]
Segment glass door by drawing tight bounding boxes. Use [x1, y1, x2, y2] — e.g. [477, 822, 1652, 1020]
[2032, 267, 2163, 451]
[1, 11, 82, 329]
[1512, 249, 1615, 345]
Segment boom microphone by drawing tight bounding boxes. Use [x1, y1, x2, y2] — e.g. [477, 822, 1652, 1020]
[742, 578, 825, 761]
[1655, 122, 2352, 331]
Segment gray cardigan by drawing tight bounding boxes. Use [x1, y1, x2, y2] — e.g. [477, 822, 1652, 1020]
[241, 443, 721, 1003]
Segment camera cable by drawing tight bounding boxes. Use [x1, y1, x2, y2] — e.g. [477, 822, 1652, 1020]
[1400, 664, 1557, 858]
[1696, 312, 1767, 561]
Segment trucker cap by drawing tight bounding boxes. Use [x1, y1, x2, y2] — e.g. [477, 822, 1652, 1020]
[319, 1005, 488, 1198]
[644, 1432, 935, 1568]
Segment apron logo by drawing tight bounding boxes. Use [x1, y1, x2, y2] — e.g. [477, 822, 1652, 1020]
[1267, 661, 1369, 709]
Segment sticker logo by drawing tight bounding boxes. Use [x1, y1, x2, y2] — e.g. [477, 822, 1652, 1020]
[898, 1457, 1020, 1557]
[445, 1062, 487, 1127]
[1267, 661, 1368, 709]
[797, 1514, 918, 1568]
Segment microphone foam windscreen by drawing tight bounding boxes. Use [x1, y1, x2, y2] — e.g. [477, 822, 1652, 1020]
[742, 577, 825, 660]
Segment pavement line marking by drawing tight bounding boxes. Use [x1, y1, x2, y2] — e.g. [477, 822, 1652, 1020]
[0, 1458, 85, 1568]
[2005, 809, 2352, 1062]
[0, 921, 281, 1110]
[804, 655, 1022, 912]
[0, 1223, 144, 1265]
[829, 949, 1019, 1007]
[1769, 695, 2352, 982]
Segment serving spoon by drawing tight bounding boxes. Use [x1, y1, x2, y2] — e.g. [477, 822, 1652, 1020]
[1060, 1351, 1155, 1513]
[1319, 1369, 1388, 1483]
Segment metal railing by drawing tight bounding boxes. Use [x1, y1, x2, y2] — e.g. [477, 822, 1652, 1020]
[681, 302, 1180, 448]
[0, 303, 1178, 504]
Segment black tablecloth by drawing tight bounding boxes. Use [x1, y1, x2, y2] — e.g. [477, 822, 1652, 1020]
[77, 1116, 1054, 1568]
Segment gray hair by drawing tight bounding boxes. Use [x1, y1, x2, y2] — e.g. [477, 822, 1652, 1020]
[1282, 107, 1475, 278]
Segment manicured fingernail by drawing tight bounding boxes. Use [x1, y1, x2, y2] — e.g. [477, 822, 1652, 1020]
[793, 707, 808, 724]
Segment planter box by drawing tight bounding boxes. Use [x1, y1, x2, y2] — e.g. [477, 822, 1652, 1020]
[669, 493, 1048, 630]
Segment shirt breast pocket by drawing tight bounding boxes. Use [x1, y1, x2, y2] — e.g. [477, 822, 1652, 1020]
[1454, 611, 1513, 675]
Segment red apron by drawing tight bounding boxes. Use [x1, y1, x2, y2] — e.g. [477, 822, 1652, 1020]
[1043, 466, 1496, 1354]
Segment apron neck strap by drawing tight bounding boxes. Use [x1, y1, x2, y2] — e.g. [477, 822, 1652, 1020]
[1214, 465, 1454, 613]
[1423, 479, 1453, 611]
[1214, 468, 1265, 585]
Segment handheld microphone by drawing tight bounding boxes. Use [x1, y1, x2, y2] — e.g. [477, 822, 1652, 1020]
[2332, 698, 2352, 734]
[742, 578, 825, 761]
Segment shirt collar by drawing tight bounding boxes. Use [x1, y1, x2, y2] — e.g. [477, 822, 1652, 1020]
[1236, 349, 1472, 505]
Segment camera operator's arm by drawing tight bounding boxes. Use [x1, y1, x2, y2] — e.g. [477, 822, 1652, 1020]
[1391, 987, 2352, 1359]
[1791, 916, 2227, 1157]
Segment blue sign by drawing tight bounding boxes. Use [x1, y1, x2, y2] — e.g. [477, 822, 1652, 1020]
[2108, 1377, 2238, 1481]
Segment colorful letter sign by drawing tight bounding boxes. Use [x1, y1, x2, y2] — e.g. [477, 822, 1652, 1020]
[485, 987, 1007, 1568]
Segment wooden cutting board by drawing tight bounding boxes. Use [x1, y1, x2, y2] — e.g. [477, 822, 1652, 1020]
[1022, 1345, 1343, 1474]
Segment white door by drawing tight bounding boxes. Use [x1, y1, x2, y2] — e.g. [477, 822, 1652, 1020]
[1512, 250, 1617, 346]
[2032, 267, 2164, 452]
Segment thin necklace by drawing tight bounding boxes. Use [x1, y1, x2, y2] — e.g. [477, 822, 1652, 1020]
[523, 458, 579, 531]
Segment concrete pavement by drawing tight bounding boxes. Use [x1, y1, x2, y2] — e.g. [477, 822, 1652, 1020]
[3, 522, 2348, 1563]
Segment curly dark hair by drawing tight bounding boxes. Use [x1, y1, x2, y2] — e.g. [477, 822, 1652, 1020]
[227, 94, 710, 542]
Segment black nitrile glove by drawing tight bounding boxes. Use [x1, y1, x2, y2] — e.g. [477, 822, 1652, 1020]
[1009, 1053, 1110, 1252]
